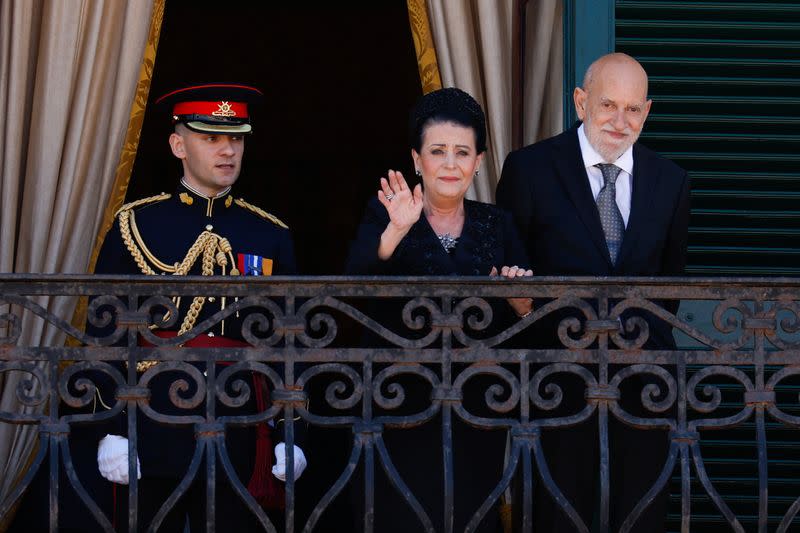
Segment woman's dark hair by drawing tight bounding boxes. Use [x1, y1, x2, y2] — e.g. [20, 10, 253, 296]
[409, 87, 487, 153]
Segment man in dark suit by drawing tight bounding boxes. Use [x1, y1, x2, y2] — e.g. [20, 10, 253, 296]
[496, 53, 690, 532]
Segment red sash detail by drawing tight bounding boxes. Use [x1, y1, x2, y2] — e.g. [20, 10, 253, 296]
[138, 331, 285, 509]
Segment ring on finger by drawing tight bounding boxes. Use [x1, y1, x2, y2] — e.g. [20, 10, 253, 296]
[385, 193, 394, 201]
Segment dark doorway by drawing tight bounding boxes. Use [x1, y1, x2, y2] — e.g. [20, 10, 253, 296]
[128, 2, 423, 275]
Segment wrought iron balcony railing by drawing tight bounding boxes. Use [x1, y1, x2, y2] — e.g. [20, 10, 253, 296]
[0, 275, 799, 533]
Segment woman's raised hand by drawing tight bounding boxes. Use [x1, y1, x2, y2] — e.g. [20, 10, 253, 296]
[378, 169, 423, 232]
[377, 170, 424, 261]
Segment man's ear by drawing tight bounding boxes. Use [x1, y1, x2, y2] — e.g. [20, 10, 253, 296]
[169, 132, 185, 159]
[642, 98, 653, 123]
[573, 87, 587, 121]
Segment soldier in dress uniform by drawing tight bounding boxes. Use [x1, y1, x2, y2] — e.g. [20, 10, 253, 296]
[11, 83, 307, 532]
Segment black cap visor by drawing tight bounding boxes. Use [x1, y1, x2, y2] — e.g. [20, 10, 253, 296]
[176, 114, 253, 134]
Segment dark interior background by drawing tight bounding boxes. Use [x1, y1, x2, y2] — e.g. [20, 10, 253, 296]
[128, 2, 423, 275]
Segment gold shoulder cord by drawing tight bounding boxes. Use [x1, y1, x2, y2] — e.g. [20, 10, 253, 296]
[114, 192, 171, 217]
[117, 194, 240, 371]
[116, 193, 171, 275]
[234, 198, 289, 229]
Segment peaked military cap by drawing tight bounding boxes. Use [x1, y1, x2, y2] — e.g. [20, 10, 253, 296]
[155, 83, 263, 134]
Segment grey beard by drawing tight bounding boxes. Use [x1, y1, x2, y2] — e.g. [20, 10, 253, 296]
[585, 123, 639, 163]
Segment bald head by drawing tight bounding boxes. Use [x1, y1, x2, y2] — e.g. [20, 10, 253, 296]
[582, 53, 649, 97]
[573, 53, 652, 162]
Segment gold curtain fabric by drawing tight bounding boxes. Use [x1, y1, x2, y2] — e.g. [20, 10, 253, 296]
[0, 0, 159, 504]
[71, 0, 165, 338]
[87, 0, 165, 275]
[413, 0, 563, 203]
[407, 0, 442, 94]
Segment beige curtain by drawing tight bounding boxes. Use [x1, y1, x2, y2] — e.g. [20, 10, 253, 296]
[423, 0, 563, 203]
[522, 0, 563, 145]
[0, 0, 158, 505]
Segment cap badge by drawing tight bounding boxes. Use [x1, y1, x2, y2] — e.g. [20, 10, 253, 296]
[212, 101, 236, 117]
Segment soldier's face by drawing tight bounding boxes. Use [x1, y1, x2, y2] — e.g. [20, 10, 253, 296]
[169, 128, 244, 196]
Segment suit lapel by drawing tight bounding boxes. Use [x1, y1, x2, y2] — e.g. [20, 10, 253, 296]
[616, 143, 657, 271]
[554, 128, 613, 266]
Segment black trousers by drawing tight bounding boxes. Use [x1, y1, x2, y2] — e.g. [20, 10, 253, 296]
[119, 473, 282, 533]
[513, 370, 672, 533]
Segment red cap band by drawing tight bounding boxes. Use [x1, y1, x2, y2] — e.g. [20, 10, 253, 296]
[172, 101, 248, 118]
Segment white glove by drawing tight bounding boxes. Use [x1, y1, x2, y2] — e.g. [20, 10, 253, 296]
[271, 443, 307, 481]
[97, 434, 141, 485]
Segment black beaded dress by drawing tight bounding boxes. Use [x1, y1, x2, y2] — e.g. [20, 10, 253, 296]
[345, 197, 530, 533]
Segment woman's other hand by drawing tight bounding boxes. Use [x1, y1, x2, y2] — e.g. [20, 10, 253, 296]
[490, 266, 534, 318]
[378, 169, 423, 260]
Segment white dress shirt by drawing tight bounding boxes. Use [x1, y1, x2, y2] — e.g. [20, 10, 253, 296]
[577, 124, 633, 227]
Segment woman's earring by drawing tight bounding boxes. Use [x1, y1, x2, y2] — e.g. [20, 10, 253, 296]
[415, 169, 421, 177]
[475, 170, 480, 177]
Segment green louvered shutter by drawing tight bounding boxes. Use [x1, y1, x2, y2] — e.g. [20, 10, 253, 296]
[615, 1, 800, 531]
[616, 0, 800, 276]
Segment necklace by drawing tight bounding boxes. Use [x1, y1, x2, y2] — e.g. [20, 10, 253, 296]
[437, 233, 458, 253]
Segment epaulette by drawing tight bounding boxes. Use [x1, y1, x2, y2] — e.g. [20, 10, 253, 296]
[114, 192, 171, 216]
[234, 198, 289, 229]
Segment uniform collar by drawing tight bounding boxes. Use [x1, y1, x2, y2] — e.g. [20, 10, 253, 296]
[177, 178, 234, 217]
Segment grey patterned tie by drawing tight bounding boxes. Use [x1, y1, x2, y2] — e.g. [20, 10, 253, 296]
[594, 163, 624, 265]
